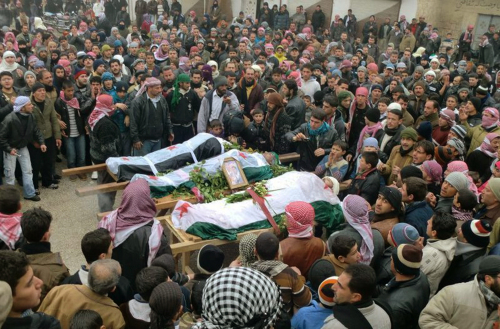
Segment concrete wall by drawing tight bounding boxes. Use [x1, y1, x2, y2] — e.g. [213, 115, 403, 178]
[416, 0, 500, 40]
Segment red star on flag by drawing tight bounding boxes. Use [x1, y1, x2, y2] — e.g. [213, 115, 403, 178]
[175, 203, 191, 218]
[148, 176, 158, 180]
[238, 152, 247, 159]
[167, 145, 177, 150]
[121, 157, 130, 161]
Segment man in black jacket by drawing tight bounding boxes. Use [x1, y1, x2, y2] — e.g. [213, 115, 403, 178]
[0, 96, 46, 201]
[54, 81, 94, 181]
[286, 108, 338, 172]
[166, 74, 201, 144]
[62, 228, 133, 305]
[130, 77, 174, 156]
[377, 244, 430, 329]
[375, 104, 405, 163]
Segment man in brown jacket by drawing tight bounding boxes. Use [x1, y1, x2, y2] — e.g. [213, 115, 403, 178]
[38, 259, 126, 329]
[378, 127, 417, 185]
[19, 207, 69, 302]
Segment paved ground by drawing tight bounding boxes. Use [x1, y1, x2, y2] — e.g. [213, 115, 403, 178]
[18, 160, 238, 274]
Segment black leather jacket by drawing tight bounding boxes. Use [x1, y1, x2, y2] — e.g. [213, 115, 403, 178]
[377, 272, 430, 329]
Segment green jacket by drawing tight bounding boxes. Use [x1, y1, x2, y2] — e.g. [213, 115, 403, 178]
[30, 96, 61, 140]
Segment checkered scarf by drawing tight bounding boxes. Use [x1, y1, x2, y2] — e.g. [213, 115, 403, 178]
[201, 267, 282, 329]
[342, 195, 374, 265]
[239, 234, 258, 267]
[285, 201, 315, 238]
[0, 213, 22, 250]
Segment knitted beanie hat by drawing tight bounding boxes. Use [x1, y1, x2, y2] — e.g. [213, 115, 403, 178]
[197, 244, 225, 275]
[365, 107, 381, 123]
[392, 244, 422, 275]
[379, 187, 403, 214]
[445, 172, 468, 191]
[479, 256, 500, 274]
[318, 276, 338, 307]
[151, 254, 176, 278]
[416, 121, 432, 141]
[389, 223, 420, 247]
[400, 127, 418, 141]
[400, 165, 423, 180]
[461, 219, 492, 248]
[469, 97, 481, 112]
[149, 282, 182, 323]
[308, 259, 336, 292]
[450, 125, 467, 140]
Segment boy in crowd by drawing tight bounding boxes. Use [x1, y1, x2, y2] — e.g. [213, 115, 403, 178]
[452, 188, 478, 224]
[0, 251, 61, 328]
[315, 140, 349, 181]
[208, 119, 223, 138]
[19, 208, 69, 301]
[422, 212, 457, 297]
[302, 95, 315, 122]
[323, 235, 361, 276]
[345, 151, 382, 205]
[243, 108, 267, 151]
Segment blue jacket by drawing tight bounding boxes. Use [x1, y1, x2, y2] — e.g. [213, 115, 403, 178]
[404, 201, 434, 239]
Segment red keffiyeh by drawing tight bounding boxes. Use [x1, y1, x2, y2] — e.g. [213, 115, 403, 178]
[59, 90, 80, 110]
[285, 201, 315, 238]
[0, 213, 22, 250]
[88, 94, 115, 131]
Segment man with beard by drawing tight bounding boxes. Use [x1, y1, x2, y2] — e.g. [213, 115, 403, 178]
[378, 126, 417, 185]
[375, 104, 405, 162]
[36, 70, 57, 105]
[123, 42, 139, 70]
[197, 76, 240, 133]
[166, 74, 201, 144]
[419, 256, 500, 328]
[408, 81, 428, 120]
[160, 66, 176, 96]
[16, 24, 32, 44]
[282, 79, 306, 130]
[234, 68, 264, 119]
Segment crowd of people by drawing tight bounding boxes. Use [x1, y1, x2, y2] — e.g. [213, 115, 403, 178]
[1, 0, 500, 328]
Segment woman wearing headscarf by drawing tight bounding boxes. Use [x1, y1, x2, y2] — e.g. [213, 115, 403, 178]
[329, 195, 385, 266]
[280, 201, 326, 279]
[88, 94, 122, 212]
[98, 178, 171, 290]
[206, 60, 219, 79]
[466, 132, 500, 185]
[4, 32, 18, 51]
[0, 51, 25, 87]
[200, 267, 283, 328]
[178, 57, 191, 74]
[201, 64, 214, 87]
[141, 13, 153, 33]
[264, 92, 291, 154]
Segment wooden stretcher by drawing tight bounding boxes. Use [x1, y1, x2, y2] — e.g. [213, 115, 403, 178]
[62, 152, 300, 205]
[159, 215, 273, 273]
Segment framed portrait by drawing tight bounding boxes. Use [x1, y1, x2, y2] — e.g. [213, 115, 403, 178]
[222, 157, 248, 189]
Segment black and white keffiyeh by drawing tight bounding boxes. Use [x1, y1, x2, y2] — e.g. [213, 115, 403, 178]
[201, 267, 282, 329]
